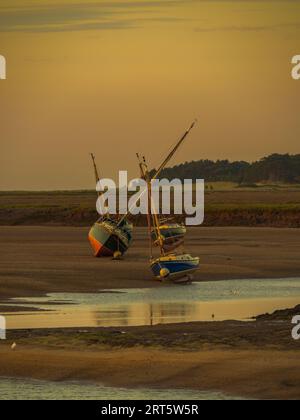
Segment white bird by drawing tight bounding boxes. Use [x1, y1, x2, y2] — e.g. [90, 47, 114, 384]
[11, 342, 17, 350]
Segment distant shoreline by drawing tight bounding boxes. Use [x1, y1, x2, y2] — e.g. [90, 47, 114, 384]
[1, 189, 300, 227]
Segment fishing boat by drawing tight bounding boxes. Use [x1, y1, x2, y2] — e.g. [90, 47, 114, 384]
[88, 216, 133, 257]
[88, 154, 133, 258]
[151, 222, 186, 252]
[137, 121, 200, 283]
[150, 217, 199, 283]
[150, 254, 200, 282]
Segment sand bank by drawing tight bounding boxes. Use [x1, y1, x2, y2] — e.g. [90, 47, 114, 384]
[0, 314, 299, 399]
[1, 226, 300, 299]
[1, 347, 299, 400]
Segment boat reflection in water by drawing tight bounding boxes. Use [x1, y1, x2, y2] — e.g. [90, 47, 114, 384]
[92, 301, 198, 327]
[5, 278, 300, 329]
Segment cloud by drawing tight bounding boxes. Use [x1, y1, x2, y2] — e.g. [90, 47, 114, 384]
[25, 20, 138, 33]
[0, 0, 187, 32]
[0, 0, 298, 33]
[194, 22, 300, 33]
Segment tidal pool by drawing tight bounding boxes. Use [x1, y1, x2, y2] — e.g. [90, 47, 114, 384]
[0, 377, 239, 400]
[3, 278, 300, 329]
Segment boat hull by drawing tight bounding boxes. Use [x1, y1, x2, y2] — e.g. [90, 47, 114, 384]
[152, 224, 186, 243]
[150, 254, 199, 281]
[88, 219, 132, 257]
[152, 224, 186, 252]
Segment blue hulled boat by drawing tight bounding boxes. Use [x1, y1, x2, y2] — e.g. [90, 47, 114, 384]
[150, 254, 199, 281]
[136, 120, 200, 283]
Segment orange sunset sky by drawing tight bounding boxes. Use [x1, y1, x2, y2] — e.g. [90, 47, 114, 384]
[0, 0, 300, 190]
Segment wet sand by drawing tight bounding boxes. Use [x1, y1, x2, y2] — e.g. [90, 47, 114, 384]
[1, 226, 299, 399]
[0, 316, 300, 400]
[1, 226, 300, 299]
[1, 347, 300, 400]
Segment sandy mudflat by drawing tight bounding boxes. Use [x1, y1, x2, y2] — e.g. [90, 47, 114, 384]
[0, 226, 300, 299]
[0, 225, 300, 399]
[1, 347, 300, 400]
[0, 317, 300, 400]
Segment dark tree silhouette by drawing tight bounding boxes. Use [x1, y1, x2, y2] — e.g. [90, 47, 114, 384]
[155, 154, 300, 184]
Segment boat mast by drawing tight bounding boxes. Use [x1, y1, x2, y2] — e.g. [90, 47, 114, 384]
[90, 153, 111, 219]
[152, 119, 197, 181]
[90, 153, 101, 197]
[137, 154, 154, 258]
[118, 120, 197, 226]
[137, 154, 165, 256]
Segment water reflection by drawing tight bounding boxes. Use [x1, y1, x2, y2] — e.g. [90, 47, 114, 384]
[92, 302, 198, 327]
[3, 278, 300, 330]
[88, 298, 299, 328]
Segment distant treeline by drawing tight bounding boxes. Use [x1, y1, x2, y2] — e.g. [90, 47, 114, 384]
[154, 154, 300, 184]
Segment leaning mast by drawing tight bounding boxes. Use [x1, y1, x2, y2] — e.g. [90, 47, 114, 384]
[118, 120, 197, 226]
[90, 153, 101, 197]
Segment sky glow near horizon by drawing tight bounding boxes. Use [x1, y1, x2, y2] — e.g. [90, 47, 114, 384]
[0, 0, 300, 190]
